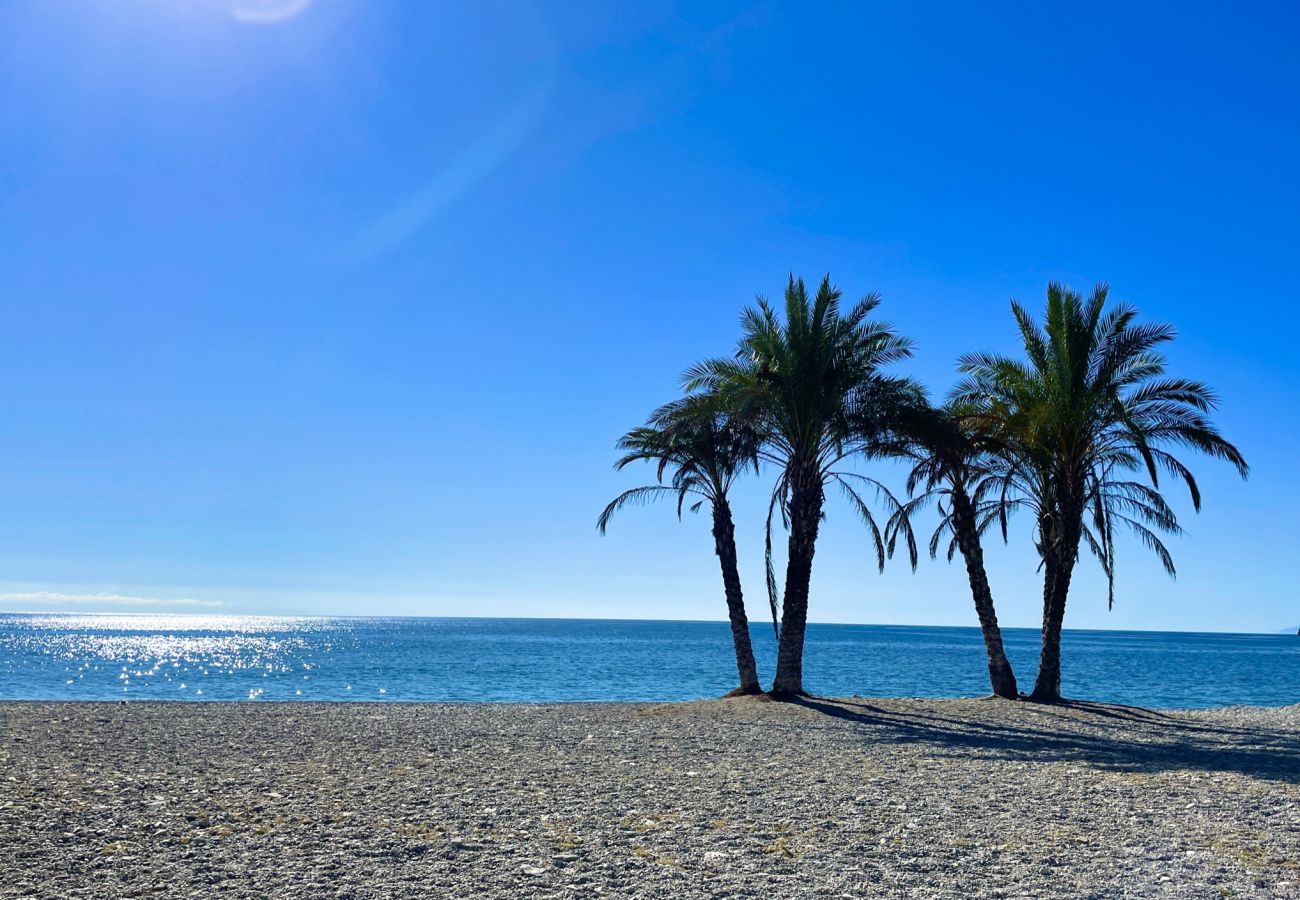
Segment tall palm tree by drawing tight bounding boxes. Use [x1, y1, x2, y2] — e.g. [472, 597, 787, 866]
[956, 282, 1248, 702]
[686, 275, 916, 697]
[598, 394, 763, 695]
[888, 399, 1019, 699]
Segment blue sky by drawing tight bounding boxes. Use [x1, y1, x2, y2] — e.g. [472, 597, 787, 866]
[0, 1, 1296, 632]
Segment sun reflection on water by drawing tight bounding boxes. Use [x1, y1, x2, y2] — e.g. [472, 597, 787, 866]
[0, 613, 357, 702]
[3, 613, 1294, 707]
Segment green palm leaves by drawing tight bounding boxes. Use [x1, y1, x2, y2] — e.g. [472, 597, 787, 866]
[600, 277, 1245, 702]
[597, 394, 759, 535]
[956, 283, 1248, 700]
[597, 393, 764, 694]
[888, 401, 1020, 697]
[685, 276, 917, 695]
[684, 276, 915, 470]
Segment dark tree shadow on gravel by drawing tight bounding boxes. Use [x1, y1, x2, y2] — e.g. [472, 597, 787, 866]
[783, 695, 1300, 785]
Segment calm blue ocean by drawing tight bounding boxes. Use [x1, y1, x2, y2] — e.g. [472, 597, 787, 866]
[0, 613, 1295, 709]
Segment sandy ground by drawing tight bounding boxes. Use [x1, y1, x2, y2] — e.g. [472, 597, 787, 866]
[1, 697, 1297, 898]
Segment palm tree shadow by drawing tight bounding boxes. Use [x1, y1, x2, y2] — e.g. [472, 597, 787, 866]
[785, 696, 1300, 785]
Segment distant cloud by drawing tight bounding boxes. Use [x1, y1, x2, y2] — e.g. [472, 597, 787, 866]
[231, 0, 313, 25]
[0, 591, 224, 608]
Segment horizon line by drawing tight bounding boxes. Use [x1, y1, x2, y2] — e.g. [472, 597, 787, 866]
[0, 609, 1289, 638]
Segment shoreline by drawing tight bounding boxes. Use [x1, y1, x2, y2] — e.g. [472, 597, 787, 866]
[3, 697, 1297, 898]
[2, 694, 1296, 712]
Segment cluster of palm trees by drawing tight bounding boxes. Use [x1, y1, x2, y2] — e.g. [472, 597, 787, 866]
[599, 276, 1247, 702]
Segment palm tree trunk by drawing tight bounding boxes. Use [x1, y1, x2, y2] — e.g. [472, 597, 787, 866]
[1030, 547, 1076, 703]
[711, 501, 761, 695]
[771, 472, 823, 697]
[949, 492, 1018, 699]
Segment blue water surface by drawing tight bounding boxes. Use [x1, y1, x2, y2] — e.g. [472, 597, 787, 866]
[0, 613, 1295, 708]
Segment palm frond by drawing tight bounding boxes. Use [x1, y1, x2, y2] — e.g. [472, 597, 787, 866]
[597, 485, 689, 534]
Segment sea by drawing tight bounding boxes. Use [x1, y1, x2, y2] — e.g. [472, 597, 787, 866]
[0, 613, 1295, 709]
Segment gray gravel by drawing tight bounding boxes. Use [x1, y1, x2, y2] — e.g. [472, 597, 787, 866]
[1, 697, 1297, 898]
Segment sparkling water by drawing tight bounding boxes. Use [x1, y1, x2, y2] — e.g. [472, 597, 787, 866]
[0, 613, 1295, 708]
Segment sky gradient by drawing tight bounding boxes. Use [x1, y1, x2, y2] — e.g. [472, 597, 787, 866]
[1, 1, 1297, 633]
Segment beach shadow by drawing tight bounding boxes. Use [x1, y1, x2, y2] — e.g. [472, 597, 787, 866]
[782, 695, 1300, 785]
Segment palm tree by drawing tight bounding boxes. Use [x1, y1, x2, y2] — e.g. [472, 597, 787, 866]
[686, 275, 916, 697]
[888, 399, 1019, 699]
[598, 394, 763, 695]
[956, 282, 1248, 702]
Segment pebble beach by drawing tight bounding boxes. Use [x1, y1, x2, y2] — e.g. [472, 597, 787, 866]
[2, 697, 1297, 898]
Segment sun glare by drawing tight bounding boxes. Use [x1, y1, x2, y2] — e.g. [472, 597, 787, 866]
[229, 0, 313, 25]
